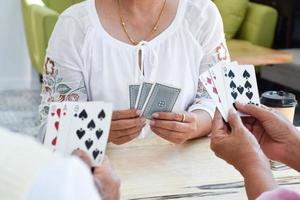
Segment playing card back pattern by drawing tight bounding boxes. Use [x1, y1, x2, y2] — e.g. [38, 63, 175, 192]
[142, 83, 181, 119]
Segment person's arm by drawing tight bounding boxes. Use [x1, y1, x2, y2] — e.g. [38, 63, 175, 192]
[239, 153, 277, 200]
[188, 1, 231, 137]
[210, 109, 277, 200]
[235, 102, 300, 172]
[284, 130, 300, 172]
[38, 15, 88, 142]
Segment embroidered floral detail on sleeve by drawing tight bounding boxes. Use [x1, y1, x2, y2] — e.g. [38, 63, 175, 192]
[39, 57, 87, 121]
[196, 80, 210, 99]
[215, 42, 229, 62]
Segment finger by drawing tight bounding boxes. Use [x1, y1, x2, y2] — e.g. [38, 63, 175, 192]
[112, 109, 141, 120]
[150, 119, 190, 133]
[242, 116, 256, 125]
[227, 108, 244, 133]
[211, 109, 225, 136]
[235, 102, 274, 123]
[111, 132, 140, 145]
[151, 127, 186, 144]
[152, 112, 182, 121]
[72, 149, 92, 167]
[110, 126, 143, 139]
[111, 117, 146, 130]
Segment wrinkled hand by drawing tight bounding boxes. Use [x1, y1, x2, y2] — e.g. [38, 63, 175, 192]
[235, 102, 300, 163]
[73, 150, 121, 200]
[210, 109, 268, 174]
[109, 109, 146, 145]
[150, 112, 200, 144]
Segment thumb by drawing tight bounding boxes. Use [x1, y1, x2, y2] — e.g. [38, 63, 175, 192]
[235, 102, 273, 123]
[227, 108, 243, 133]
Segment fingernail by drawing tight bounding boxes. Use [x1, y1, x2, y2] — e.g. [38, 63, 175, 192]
[136, 110, 142, 115]
[233, 102, 238, 110]
[152, 113, 159, 118]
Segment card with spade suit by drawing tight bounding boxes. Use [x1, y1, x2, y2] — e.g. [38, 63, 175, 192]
[200, 62, 260, 121]
[63, 102, 112, 166]
[223, 64, 260, 115]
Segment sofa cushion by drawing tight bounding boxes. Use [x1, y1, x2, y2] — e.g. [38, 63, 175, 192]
[214, 0, 249, 39]
[42, 0, 84, 13]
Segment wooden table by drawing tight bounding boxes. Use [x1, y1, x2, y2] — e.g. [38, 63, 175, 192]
[228, 40, 293, 65]
[107, 133, 300, 200]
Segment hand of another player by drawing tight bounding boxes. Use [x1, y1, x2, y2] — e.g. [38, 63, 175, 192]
[235, 102, 300, 164]
[73, 150, 121, 200]
[150, 112, 201, 144]
[210, 109, 269, 174]
[109, 109, 146, 145]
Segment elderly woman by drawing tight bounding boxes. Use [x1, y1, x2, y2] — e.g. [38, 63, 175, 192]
[39, 0, 230, 145]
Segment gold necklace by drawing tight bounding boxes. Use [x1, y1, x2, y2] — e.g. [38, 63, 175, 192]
[118, 0, 167, 45]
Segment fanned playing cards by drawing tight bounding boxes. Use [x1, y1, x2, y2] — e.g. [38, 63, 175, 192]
[44, 101, 113, 166]
[129, 82, 181, 119]
[200, 62, 260, 121]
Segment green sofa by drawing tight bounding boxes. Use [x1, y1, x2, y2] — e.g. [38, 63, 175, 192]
[22, 0, 278, 74]
[21, 0, 84, 74]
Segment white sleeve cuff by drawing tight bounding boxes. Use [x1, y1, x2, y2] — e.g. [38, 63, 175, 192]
[187, 102, 216, 120]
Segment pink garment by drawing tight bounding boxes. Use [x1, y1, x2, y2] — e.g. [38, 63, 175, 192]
[257, 188, 300, 200]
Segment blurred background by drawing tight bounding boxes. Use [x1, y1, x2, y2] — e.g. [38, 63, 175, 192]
[0, 0, 299, 137]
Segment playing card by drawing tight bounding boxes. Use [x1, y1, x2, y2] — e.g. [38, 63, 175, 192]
[55, 102, 77, 153]
[223, 64, 260, 115]
[135, 82, 154, 110]
[142, 83, 181, 119]
[129, 84, 140, 109]
[44, 103, 64, 151]
[199, 70, 227, 120]
[209, 62, 238, 120]
[63, 102, 113, 166]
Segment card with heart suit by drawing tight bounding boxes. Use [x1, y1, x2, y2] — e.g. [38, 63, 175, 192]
[223, 64, 260, 112]
[200, 62, 260, 121]
[44, 103, 65, 151]
[46, 101, 113, 166]
[209, 62, 238, 120]
[199, 70, 226, 119]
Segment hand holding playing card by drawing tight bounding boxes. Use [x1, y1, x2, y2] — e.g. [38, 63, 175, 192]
[110, 109, 146, 145]
[150, 112, 202, 144]
[72, 149, 121, 200]
[235, 102, 300, 165]
[210, 109, 269, 174]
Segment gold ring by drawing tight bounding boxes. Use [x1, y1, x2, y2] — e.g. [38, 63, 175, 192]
[181, 113, 186, 123]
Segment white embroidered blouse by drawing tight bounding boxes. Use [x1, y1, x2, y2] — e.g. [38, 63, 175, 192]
[39, 0, 230, 138]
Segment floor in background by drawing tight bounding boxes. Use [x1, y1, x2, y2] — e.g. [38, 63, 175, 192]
[0, 89, 41, 137]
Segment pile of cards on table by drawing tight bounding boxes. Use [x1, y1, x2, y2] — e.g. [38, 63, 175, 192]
[200, 62, 260, 121]
[44, 101, 113, 166]
[129, 82, 181, 119]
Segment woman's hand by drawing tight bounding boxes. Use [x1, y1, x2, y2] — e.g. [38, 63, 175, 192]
[235, 102, 300, 170]
[109, 109, 146, 145]
[210, 109, 277, 200]
[210, 109, 268, 173]
[150, 111, 209, 144]
[72, 150, 121, 200]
